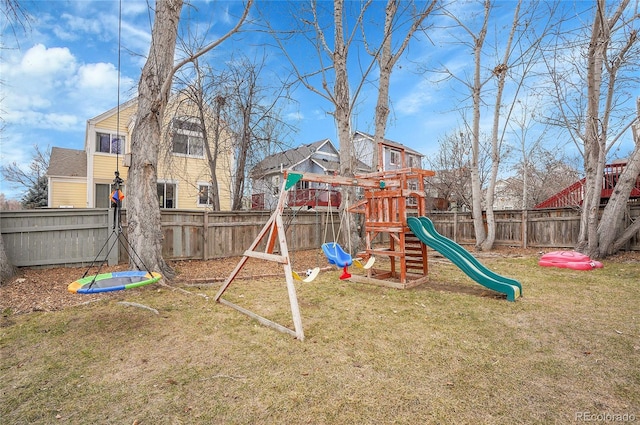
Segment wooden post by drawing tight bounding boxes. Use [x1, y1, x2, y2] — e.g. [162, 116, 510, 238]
[203, 210, 209, 260]
[522, 209, 528, 249]
[453, 211, 458, 243]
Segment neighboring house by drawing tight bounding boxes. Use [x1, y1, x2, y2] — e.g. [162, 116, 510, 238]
[352, 131, 425, 206]
[47, 147, 88, 208]
[352, 131, 424, 172]
[250, 139, 359, 209]
[534, 159, 640, 209]
[250, 132, 426, 210]
[47, 96, 234, 210]
[493, 178, 521, 210]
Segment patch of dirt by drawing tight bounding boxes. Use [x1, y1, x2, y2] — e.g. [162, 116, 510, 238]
[1, 248, 637, 316]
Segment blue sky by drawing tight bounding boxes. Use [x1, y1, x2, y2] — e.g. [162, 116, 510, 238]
[1, 1, 637, 201]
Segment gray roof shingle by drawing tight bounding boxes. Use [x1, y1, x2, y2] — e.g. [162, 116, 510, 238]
[47, 147, 87, 178]
[251, 139, 330, 177]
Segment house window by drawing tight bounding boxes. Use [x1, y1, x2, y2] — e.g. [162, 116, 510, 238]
[96, 132, 125, 154]
[408, 155, 420, 168]
[172, 118, 204, 157]
[295, 181, 309, 190]
[158, 182, 176, 208]
[390, 150, 400, 165]
[95, 183, 125, 208]
[198, 184, 213, 206]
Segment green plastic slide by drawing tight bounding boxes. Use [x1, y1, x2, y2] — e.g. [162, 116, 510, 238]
[407, 216, 522, 301]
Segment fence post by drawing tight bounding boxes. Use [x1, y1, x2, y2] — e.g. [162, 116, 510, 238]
[453, 211, 458, 243]
[203, 210, 209, 260]
[522, 209, 528, 249]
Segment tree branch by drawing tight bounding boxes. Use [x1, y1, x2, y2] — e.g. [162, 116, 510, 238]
[160, 0, 254, 102]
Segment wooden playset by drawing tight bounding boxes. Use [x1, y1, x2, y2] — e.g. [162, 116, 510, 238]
[214, 167, 435, 340]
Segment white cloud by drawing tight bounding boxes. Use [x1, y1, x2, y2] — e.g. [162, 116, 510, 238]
[42, 113, 80, 130]
[286, 111, 304, 121]
[395, 81, 434, 115]
[0, 45, 78, 128]
[121, 21, 152, 58]
[0, 42, 135, 138]
[77, 62, 119, 90]
[19, 44, 77, 78]
[53, 13, 105, 41]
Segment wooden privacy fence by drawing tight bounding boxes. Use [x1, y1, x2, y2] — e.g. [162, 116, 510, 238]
[142, 209, 330, 263]
[0, 208, 335, 268]
[0, 209, 117, 267]
[1, 206, 638, 268]
[429, 206, 640, 250]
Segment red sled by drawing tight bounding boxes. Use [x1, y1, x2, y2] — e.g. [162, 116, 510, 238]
[538, 251, 603, 270]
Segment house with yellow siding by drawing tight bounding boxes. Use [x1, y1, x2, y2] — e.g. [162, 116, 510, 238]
[47, 96, 234, 210]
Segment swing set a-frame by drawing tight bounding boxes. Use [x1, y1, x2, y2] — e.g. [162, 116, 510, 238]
[214, 167, 435, 340]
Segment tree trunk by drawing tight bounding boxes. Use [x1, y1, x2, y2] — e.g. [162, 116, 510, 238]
[192, 61, 221, 211]
[578, 0, 620, 257]
[206, 96, 223, 211]
[481, 0, 520, 251]
[470, 1, 489, 249]
[596, 98, 640, 257]
[596, 147, 640, 256]
[372, 0, 397, 172]
[372, 34, 391, 172]
[232, 103, 252, 211]
[333, 0, 360, 253]
[372, 0, 436, 172]
[127, 0, 183, 280]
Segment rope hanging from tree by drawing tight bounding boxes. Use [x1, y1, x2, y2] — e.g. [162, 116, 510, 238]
[68, 0, 161, 294]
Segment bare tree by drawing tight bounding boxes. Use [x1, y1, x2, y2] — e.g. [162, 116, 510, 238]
[126, 0, 252, 278]
[1, 144, 50, 204]
[365, 0, 438, 171]
[505, 148, 581, 209]
[543, 0, 639, 257]
[265, 0, 433, 252]
[1, 0, 32, 45]
[596, 97, 640, 256]
[436, 0, 492, 248]
[509, 99, 550, 209]
[172, 50, 294, 212]
[263, 0, 374, 251]
[0, 194, 21, 211]
[424, 131, 492, 211]
[172, 59, 226, 211]
[581, 1, 639, 257]
[439, 0, 556, 250]
[225, 55, 294, 210]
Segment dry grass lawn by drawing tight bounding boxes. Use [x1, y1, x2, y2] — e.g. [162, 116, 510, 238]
[1, 252, 639, 424]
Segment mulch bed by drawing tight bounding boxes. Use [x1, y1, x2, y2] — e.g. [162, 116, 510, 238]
[2, 248, 638, 316]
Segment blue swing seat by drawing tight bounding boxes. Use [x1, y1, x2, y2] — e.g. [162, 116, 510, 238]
[321, 242, 353, 268]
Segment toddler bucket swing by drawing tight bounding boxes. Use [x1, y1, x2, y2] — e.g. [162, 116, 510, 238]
[320, 185, 374, 280]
